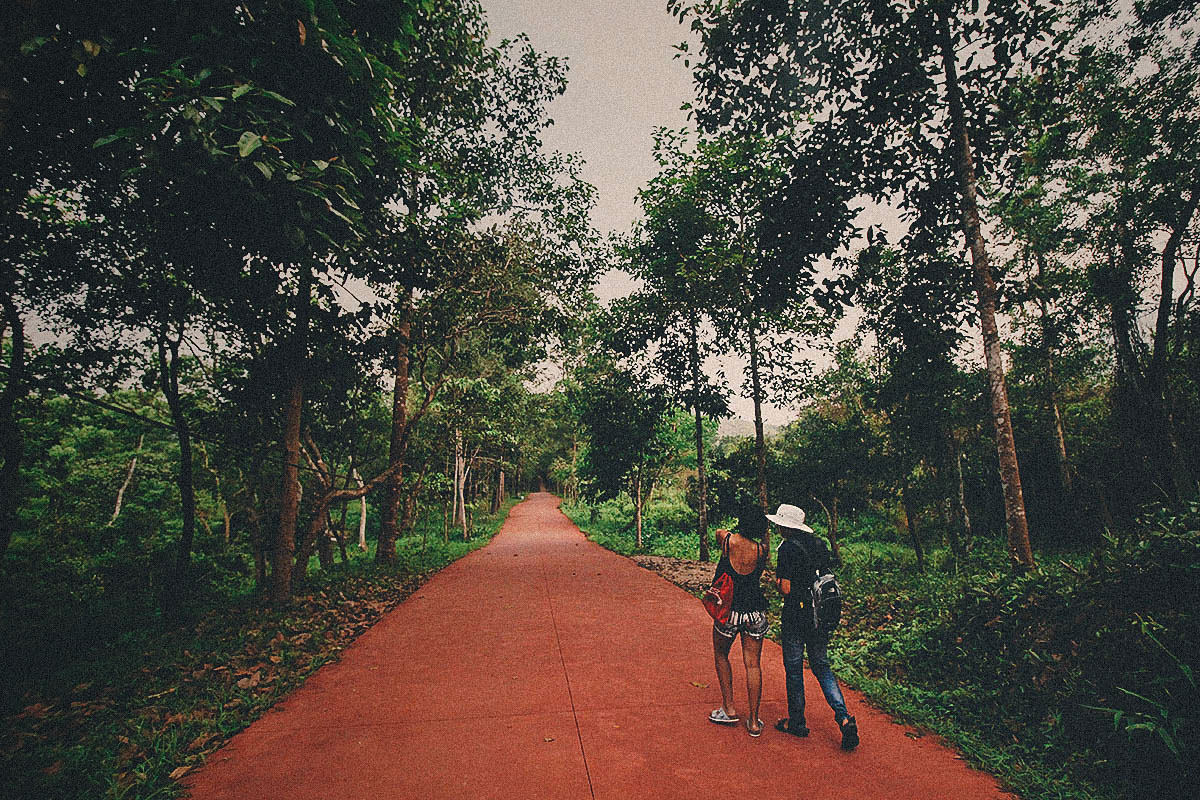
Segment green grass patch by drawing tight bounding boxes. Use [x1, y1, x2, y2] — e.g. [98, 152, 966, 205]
[0, 499, 517, 800]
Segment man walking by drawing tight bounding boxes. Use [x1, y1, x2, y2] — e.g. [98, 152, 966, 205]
[768, 503, 859, 750]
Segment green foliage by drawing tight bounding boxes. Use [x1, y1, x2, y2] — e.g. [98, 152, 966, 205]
[578, 482, 1200, 800]
[0, 500, 517, 800]
[832, 504, 1200, 800]
[564, 488, 701, 560]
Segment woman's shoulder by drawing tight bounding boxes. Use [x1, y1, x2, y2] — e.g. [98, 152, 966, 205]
[731, 532, 766, 557]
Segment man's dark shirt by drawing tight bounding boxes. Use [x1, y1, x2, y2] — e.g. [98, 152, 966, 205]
[776, 532, 831, 630]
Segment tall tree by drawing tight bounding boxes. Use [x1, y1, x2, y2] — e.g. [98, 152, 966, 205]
[672, 0, 1061, 568]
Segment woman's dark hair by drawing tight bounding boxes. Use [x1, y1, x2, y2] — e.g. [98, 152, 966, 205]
[736, 506, 767, 542]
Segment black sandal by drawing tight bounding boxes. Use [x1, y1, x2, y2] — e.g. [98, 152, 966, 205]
[775, 718, 809, 737]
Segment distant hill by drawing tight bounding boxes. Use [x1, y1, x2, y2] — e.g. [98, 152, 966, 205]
[716, 417, 782, 439]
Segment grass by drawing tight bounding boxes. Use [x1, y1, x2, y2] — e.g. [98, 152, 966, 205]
[565, 492, 1199, 800]
[1, 499, 517, 800]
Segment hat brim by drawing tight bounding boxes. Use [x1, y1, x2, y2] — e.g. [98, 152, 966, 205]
[764, 513, 813, 533]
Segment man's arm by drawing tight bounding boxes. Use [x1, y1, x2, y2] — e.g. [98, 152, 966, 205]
[775, 542, 792, 596]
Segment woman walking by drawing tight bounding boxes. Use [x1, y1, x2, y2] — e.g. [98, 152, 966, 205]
[707, 511, 769, 737]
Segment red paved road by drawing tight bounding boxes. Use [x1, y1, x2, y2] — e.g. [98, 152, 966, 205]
[186, 493, 1009, 800]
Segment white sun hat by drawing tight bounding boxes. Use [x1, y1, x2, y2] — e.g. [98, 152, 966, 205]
[765, 503, 813, 533]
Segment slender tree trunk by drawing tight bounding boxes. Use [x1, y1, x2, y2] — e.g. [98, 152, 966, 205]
[813, 495, 840, 565]
[1034, 255, 1073, 495]
[317, 517, 335, 570]
[250, 499, 266, 589]
[158, 333, 196, 577]
[109, 433, 145, 525]
[689, 316, 710, 561]
[352, 467, 367, 551]
[443, 448, 452, 543]
[1150, 189, 1199, 392]
[377, 285, 413, 563]
[747, 322, 770, 550]
[330, 511, 350, 564]
[454, 429, 466, 534]
[1111, 284, 1194, 498]
[943, 435, 970, 561]
[0, 295, 26, 556]
[493, 457, 505, 515]
[634, 466, 644, 549]
[902, 487, 925, 573]
[937, 8, 1033, 570]
[271, 266, 311, 605]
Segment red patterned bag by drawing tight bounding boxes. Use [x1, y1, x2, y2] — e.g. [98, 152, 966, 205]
[702, 570, 734, 625]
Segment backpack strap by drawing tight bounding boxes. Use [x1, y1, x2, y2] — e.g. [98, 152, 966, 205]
[792, 535, 823, 578]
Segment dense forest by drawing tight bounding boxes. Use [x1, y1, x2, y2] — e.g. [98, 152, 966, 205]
[2, 1, 1198, 799]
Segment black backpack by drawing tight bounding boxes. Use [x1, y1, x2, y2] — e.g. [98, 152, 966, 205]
[794, 536, 843, 634]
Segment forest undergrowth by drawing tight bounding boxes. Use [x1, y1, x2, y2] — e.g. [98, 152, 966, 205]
[0, 501, 516, 800]
[564, 494, 1200, 800]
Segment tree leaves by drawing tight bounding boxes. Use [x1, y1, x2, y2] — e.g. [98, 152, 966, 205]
[235, 132, 263, 158]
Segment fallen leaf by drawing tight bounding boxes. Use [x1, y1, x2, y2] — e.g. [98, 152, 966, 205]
[543, 737, 555, 742]
[42, 760, 64, 776]
[169, 765, 193, 780]
[689, 681, 709, 688]
[236, 671, 262, 689]
[187, 734, 218, 753]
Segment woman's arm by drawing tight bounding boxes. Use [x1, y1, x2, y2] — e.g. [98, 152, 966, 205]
[714, 528, 731, 549]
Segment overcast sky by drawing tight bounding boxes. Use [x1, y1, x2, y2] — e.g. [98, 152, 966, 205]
[483, 0, 694, 240]
[481, 1, 818, 425]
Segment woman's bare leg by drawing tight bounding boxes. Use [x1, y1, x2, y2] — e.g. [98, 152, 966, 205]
[712, 626, 737, 717]
[741, 633, 764, 733]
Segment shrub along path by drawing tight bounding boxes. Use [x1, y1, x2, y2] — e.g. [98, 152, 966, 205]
[185, 493, 1009, 799]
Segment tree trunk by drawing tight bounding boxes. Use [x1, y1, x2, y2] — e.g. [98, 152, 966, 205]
[493, 459, 505, 515]
[950, 441, 969, 560]
[937, 8, 1033, 570]
[271, 266, 311, 605]
[1150, 188, 1199, 394]
[1111, 289, 1194, 498]
[689, 316, 710, 561]
[813, 495, 840, 565]
[330, 511, 350, 564]
[1034, 255, 1073, 495]
[377, 285, 413, 563]
[0, 294, 25, 556]
[747, 322, 769, 549]
[317, 517, 335, 570]
[902, 487, 925, 573]
[830, 495, 840, 565]
[352, 467, 367, 551]
[443, 448, 452, 543]
[634, 466, 644, 549]
[455, 430, 467, 538]
[158, 333, 196, 577]
[250, 503, 266, 588]
[109, 433, 145, 525]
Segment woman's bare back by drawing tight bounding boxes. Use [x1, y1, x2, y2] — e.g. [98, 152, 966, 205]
[725, 531, 765, 575]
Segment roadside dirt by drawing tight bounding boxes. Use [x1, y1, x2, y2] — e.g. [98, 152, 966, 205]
[630, 554, 776, 594]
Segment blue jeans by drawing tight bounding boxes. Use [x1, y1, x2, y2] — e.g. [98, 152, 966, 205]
[781, 618, 848, 724]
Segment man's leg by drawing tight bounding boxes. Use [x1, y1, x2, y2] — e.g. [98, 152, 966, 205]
[805, 632, 849, 721]
[779, 620, 808, 730]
